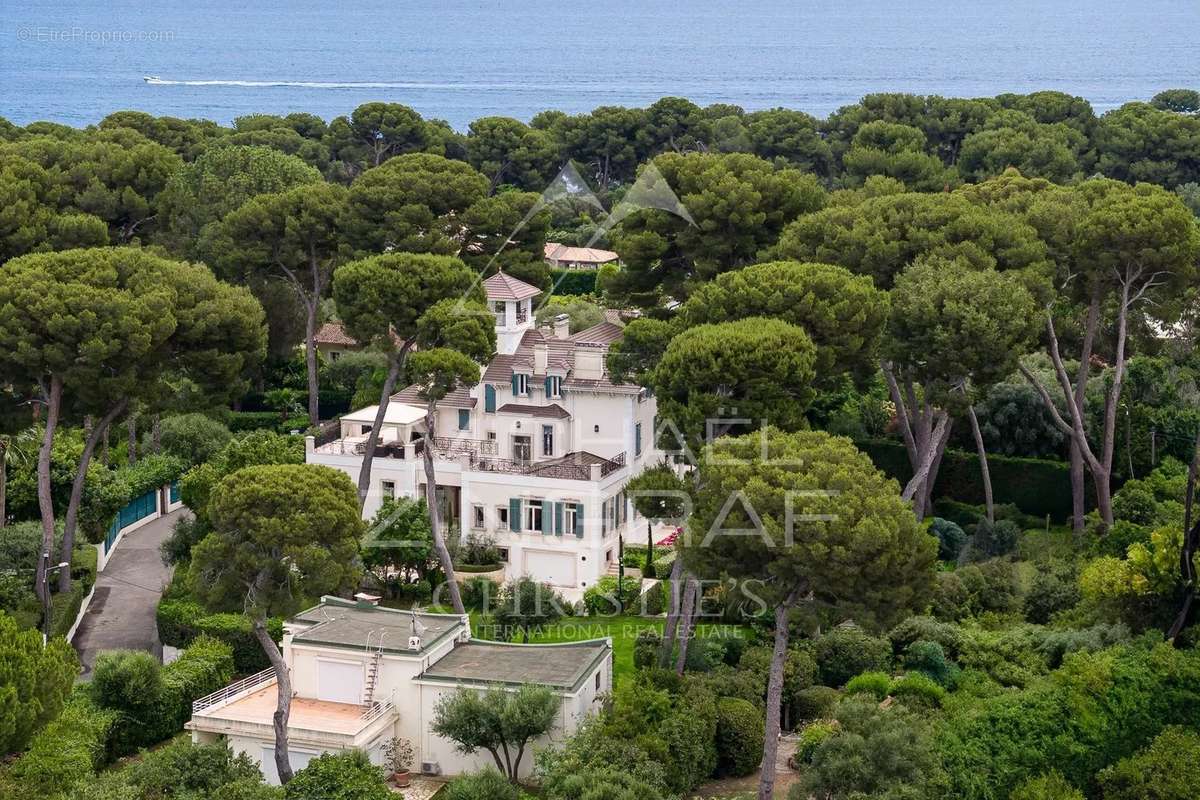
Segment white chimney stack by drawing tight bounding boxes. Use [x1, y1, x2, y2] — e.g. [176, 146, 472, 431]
[553, 313, 571, 340]
[534, 341, 548, 373]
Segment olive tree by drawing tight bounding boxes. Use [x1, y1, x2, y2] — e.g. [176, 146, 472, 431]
[431, 684, 558, 782]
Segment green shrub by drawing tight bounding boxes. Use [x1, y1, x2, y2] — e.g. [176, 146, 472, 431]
[6, 689, 119, 796]
[458, 576, 496, 610]
[1111, 480, 1158, 525]
[634, 629, 662, 669]
[798, 697, 946, 800]
[939, 643, 1200, 799]
[930, 517, 967, 561]
[714, 697, 764, 777]
[90, 650, 163, 718]
[903, 640, 958, 687]
[794, 686, 840, 721]
[1024, 565, 1081, 624]
[684, 636, 727, 673]
[1010, 771, 1085, 800]
[110, 737, 265, 798]
[1095, 726, 1200, 800]
[932, 571, 972, 621]
[445, 768, 518, 800]
[933, 499, 985, 528]
[845, 671, 892, 700]
[285, 750, 391, 800]
[968, 518, 1021, 559]
[152, 413, 234, 466]
[813, 625, 892, 687]
[888, 615, 964, 657]
[157, 599, 283, 672]
[0, 613, 78, 755]
[549, 269, 597, 295]
[889, 672, 946, 708]
[795, 720, 838, 764]
[582, 576, 641, 615]
[636, 580, 667, 616]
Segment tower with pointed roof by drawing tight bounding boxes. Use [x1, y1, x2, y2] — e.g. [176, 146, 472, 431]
[483, 269, 541, 355]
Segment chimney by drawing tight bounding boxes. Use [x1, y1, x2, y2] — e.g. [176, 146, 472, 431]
[574, 346, 604, 380]
[553, 313, 570, 340]
[534, 341, 548, 373]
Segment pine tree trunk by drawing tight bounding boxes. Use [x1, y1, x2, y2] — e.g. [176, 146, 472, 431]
[758, 593, 797, 800]
[423, 402, 464, 614]
[967, 404, 994, 523]
[253, 619, 294, 784]
[658, 557, 685, 667]
[1069, 442, 1086, 533]
[357, 347, 409, 510]
[127, 412, 138, 466]
[674, 575, 699, 675]
[35, 378, 63, 626]
[304, 300, 320, 426]
[59, 401, 126, 592]
[151, 414, 162, 454]
[0, 440, 7, 528]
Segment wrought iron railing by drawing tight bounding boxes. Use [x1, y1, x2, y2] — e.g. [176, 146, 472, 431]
[192, 668, 276, 714]
[600, 451, 626, 477]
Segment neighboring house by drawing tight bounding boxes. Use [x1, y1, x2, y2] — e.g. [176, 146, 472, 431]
[543, 243, 620, 271]
[188, 596, 611, 784]
[312, 321, 362, 362]
[308, 270, 661, 598]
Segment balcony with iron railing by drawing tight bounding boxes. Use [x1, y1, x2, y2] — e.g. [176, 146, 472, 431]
[312, 434, 626, 481]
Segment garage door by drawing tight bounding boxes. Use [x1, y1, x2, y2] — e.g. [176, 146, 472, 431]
[261, 746, 318, 785]
[523, 549, 577, 587]
[317, 659, 363, 705]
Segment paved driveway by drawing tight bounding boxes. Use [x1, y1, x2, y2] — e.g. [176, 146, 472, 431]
[73, 509, 186, 678]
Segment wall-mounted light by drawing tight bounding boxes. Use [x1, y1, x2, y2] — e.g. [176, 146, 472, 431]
[593, 425, 600, 433]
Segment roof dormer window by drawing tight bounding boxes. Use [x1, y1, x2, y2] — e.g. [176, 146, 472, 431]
[512, 372, 529, 397]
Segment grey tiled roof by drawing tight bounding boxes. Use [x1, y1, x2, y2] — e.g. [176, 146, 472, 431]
[290, 599, 464, 655]
[480, 327, 641, 395]
[496, 403, 570, 419]
[418, 639, 610, 690]
[390, 384, 477, 409]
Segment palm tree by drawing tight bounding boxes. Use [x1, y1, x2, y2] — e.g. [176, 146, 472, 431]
[0, 427, 37, 527]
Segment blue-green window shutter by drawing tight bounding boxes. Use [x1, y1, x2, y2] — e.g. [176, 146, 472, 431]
[544, 376, 553, 397]
[458, 409, 470, 430]
[537, 502, 548, 533]
[574, 503, 584, 537]
[635, 422, 642, 456]
[554, 502, 564, 536]
[509, 498, 522, 532]
[485, 384, 496, 412]
[511, 371, 519, 394]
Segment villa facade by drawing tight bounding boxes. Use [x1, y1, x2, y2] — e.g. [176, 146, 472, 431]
[307, 271, 661, 598]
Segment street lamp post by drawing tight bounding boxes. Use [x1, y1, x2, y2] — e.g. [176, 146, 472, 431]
[39, 551, 71, 646]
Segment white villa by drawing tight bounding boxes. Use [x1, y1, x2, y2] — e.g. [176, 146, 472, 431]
[188, 596, 611, 784]
[307, 270, 661, 598]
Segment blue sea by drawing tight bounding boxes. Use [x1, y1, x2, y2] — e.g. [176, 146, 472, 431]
[2, 0, 1198, 129]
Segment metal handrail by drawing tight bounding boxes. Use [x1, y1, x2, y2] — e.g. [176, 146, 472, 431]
[360, 691, 395, 725]
[192, 667, 276, 714]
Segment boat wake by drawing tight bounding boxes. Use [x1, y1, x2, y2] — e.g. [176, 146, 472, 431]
[142, 76, 486, 89]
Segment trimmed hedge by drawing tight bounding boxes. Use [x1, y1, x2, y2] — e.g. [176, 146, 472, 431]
[4, 689, 119, 796]
[227, 411, 311, 434]
[48, 546, 97, 639]
[549, 269, 598, 295]
[157, 600, 283, 673]
[856, 439, 1091, 522]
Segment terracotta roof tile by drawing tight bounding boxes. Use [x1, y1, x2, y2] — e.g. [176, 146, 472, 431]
[483, 271, 542, 301]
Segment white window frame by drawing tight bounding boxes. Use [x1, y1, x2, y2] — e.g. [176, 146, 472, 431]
[547, 375, 563, 398]
[514, 373, 529, 396]
[564, 503, 578, 535]
[380, 480, 396, 499]
[472, 504, 485, 530]
[542, 424, 554, 457]
[525, 498, 544, 532]
[496, 505, 509, 531]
